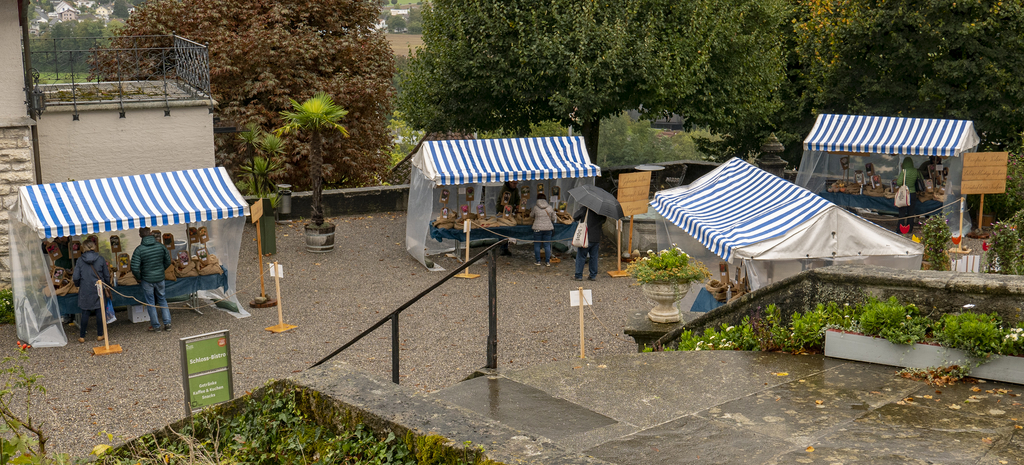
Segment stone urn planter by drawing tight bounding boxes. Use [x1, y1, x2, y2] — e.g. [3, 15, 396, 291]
[824, 329, 1024, 385]
[305, 222, 336, 253]
[640, 282, 690, 323]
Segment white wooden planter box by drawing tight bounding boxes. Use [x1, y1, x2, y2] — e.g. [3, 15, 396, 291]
[824, 329, 1024, 385]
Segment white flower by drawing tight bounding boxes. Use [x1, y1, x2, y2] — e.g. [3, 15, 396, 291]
[647, 249, 654, 254]
[726, 326, 735, 331]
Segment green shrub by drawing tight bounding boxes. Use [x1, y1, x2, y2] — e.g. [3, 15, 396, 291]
[0, 288, 13, 325]
[986, 210, 1024, 275]
[921, 216, 951, 270]
[677, 317, 758, 351]
[934, 312, 1005, 359]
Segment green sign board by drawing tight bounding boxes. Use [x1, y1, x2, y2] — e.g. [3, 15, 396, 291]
[188, 370, 232, 409]
[185, 336, 229, 375]
[180, 330, 233, 416]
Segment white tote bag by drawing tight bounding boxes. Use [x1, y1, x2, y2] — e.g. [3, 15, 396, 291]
[571, 211, 589, 248]
[894, 170, 911, 208]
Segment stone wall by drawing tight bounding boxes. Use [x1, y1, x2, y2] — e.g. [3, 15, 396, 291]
[654, 265, 1024, 348]
[0, 125, 35, 286]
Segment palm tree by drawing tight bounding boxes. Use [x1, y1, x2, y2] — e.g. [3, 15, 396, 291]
[276, 92, 349, 227]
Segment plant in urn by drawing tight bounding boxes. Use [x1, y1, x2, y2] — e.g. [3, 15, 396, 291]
[627, 247, 710, 323]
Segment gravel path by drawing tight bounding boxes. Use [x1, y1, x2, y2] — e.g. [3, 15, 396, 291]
[0, 213, 646, 457]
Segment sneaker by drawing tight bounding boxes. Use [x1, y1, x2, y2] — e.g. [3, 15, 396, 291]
[77, 337, 85, 343]
[535, 262, 542, 266]
[574, 276, 583, 281]
[545, 262, 551, 267]
[147, 325, 160, 332]
[588, 276, 597, 281]
[97, 336, 104, 342]
[164, 324, 171, 332]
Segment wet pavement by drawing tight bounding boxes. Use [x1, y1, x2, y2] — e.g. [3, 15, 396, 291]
[429, 351, 1024, 464]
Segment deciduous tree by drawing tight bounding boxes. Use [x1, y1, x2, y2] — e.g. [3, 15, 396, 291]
[119, 0, 394, 189]
[398, 0, 787, 159]
[796, 0, 1024, 153]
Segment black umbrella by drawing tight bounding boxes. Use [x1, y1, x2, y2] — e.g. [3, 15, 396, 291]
[568, 185, 625, 219]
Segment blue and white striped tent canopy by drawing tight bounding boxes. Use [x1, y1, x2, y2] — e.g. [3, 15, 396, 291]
[17, 167, 249, 239]
[652, 158, 834, 262]
[412, 136, 601, 185]
[804, 114, 980, 157]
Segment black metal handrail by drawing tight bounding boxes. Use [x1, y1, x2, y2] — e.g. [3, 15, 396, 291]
[310, 239, 507, 384]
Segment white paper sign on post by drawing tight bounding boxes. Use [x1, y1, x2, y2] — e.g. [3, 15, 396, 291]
[464, 220, 471, 234]
[569, 289, 593, 307]
[268, 263, 284, 278]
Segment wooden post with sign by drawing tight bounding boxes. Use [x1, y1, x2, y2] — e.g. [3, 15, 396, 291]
[249, 199, 276, 308]
[455, 220, 480, 279]
[266, 261, 297, 333]
[93, 280, 122, 355]
[962, 152, 1008, 240]
[609, 171, 651, 277]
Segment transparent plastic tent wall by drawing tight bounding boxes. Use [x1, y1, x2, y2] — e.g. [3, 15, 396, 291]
[795, 150, 972, 234]
[10, 204, 248, 348]
[405, 166, 593, 269]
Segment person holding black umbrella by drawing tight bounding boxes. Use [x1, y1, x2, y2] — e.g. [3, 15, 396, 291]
[567, 185, 625, 281]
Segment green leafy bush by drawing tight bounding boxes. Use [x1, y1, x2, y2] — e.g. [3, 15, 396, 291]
[986, 210, 1024, 275]
[103, 384, 422, 464]
[677, 317, 758, 351]
[857, 297, 928, 345]
[627, 247, 711, 285]
[921, 216, 951, 270]
[934, 312, 1005, 359]
[0, 288, 13, 325]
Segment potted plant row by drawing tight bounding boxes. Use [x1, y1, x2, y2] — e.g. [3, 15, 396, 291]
[823, 300, 1024, 385]
[661, 298, 1024, 385]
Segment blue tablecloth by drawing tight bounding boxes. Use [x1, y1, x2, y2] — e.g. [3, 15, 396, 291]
[689, 287, 725, 313]
[57, 267, 228, 316]
[430, 221, 578, 243]
[816, 192, 942, 216]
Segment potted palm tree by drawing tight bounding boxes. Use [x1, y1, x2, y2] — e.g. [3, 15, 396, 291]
[236, 123, 286, 255]
[276, 92, 350, 253]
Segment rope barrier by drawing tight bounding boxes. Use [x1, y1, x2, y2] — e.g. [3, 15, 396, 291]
[100, 271, 265, 311]
[897, 197, 964, 220]
[438, 219, 577, 244]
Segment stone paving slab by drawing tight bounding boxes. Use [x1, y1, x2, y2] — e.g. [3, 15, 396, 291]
[429, 351, 1024, 464]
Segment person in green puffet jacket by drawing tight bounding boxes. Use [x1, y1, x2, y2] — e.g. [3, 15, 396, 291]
[131, 227, 172, 332]
[896, 157, 920, 234]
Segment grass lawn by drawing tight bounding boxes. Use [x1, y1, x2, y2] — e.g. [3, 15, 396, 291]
[386, 34, 423, 56]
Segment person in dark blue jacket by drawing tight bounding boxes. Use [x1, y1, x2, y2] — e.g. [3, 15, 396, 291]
[573, 206, 606, 281]
[72, 240, 110, 343]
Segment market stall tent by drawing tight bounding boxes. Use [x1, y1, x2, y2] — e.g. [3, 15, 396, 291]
[407, 137, 601, 269]
[652, 158, 923, 290]
[10, 167, 251, 347]
[795, 114, 980, 232]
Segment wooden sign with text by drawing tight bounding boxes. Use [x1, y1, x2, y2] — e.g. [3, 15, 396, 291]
[961, 152, 1008, 195]
[617, 171, 652, 217]
[250, 199, 263, 223]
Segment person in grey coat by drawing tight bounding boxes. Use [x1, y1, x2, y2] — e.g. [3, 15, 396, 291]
[72, 240, 110, 343]
[131, 227, 172, 332]
[530, 193, 558, 266]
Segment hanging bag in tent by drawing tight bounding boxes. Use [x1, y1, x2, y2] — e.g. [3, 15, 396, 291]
[572, 211, 589, 248]
[894, 170, 911, 208]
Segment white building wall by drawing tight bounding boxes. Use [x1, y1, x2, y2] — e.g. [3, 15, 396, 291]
[0, 1, 27, 123]
[36, 103, 215, 184]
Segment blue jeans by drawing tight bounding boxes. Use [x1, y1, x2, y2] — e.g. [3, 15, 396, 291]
[533, 230, 553, 263]
[142, 280, 170, 328]
[574, 243, 600, 279]
[79, 308, 104, 338]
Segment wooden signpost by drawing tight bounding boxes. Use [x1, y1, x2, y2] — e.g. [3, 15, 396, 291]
[609, 171, 651, 277]
[265, 262, 297, 333]
[570, 288, 593, 358]
[455, 220, 480, 279]
[93, 280, 122, 355]
[249, 200, 276, 308]
[962, 152, 1008, 241]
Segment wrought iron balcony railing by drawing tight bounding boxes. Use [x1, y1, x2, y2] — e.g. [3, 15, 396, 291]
[27, 34, 211, 116]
